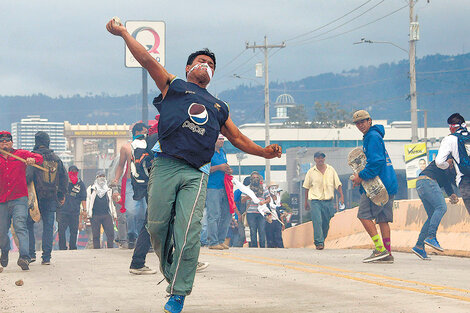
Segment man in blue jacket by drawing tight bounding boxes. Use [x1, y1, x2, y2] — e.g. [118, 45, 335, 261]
[351, 110, 398, 263]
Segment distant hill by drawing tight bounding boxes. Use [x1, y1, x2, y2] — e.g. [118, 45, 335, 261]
[219, 53, 470, 127]
[2, 53, 470, 130]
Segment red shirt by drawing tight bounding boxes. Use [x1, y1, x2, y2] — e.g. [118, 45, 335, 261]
[0, 149, 43, 203]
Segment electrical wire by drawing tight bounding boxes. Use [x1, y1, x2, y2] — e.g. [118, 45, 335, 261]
[285, 0, 375, 42]
[289, 0, 386, 45]
[290, 4, 408, 47]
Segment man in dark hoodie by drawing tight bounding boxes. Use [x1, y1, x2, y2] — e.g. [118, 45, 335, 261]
[26, 131, 67, 265]
[351, 110, 398, 263]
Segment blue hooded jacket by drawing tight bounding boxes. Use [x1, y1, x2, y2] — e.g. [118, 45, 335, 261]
[359, 125, 398, 195]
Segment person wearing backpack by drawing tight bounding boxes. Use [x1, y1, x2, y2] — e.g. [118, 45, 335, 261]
[128, 122, 158, 275]
[112, 123, 148, 249]
[436, 113, 470, 215]
[26, 131, 67, 265]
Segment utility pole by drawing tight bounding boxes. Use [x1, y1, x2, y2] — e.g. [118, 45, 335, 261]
[409, 0, 419, 143]
[142, 69, 148, 123]
[246, 36, 285, 183]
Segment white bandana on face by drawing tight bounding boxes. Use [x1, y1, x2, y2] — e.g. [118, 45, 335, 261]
[93, 177, 109, 198]
[188, 63, 213, 83]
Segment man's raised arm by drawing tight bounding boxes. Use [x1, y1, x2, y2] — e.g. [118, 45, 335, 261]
[220, 116, 281, 159]
[106, 18, 175, 97]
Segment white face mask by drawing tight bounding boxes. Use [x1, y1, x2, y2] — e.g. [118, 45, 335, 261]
[269, 186, 278, 194]
[96, 177, 107, 187]
[188, 63, 213, 84]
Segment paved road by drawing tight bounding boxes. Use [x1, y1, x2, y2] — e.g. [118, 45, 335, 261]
[1, 248, 469, 313]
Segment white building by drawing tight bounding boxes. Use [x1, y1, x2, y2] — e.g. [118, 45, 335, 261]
[225, 119, 450, 187]
[11, 115, 68, 153]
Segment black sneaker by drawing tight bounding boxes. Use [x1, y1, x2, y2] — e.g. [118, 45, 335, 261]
[41, 260, 51, 265]
[363, 249, 390, 263]
[0, 250, 8, 267]
[17, 258, 30, 271]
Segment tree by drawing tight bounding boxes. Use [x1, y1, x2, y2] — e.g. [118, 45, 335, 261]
[312, 101, 352, 128]
[284, 103, 308, 128]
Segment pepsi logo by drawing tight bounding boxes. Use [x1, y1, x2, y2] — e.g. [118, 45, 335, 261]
[188, 103, 208, 125]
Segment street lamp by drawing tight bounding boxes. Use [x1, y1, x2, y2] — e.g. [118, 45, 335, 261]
[236, 152, 247, 181]
[353, 38, 408, 53]
[354, 34, 419, 143]
[296, 147, 308, 224]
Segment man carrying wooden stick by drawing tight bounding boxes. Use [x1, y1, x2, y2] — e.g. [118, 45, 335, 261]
[0, 131, 43, 271]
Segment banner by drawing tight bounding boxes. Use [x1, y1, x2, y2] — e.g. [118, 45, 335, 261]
[404, 143, 427, 188]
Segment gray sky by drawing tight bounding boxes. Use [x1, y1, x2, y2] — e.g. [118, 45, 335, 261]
[1, 0, 469, 97]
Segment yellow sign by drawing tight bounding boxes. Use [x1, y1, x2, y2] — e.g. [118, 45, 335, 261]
[404, 143, 427, 189]
[404, 142, 426, 162]
[72, 130, 129, 137]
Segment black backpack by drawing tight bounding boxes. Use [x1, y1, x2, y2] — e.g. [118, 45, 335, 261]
[130, 137, 153, 200]
[36, 159, 60, 199]
[452, 130, 470, 176]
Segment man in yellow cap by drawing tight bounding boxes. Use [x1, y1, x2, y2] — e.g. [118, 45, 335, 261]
[350, 110, 398, 263]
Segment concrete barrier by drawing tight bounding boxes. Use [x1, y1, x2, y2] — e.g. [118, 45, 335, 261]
[282, 198, 470, 257]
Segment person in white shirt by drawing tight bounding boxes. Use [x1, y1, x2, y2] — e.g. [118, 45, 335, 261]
[435, 113, 470, 215]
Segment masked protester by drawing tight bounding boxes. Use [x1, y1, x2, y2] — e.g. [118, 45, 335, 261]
[86, 170, 117, 249]
[57, 165, 86, 250]
[241, 172, 270, 248]
[265, 182, 284, 248]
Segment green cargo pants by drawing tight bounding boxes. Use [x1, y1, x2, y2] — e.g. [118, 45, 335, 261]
[147, 156, 208, 296]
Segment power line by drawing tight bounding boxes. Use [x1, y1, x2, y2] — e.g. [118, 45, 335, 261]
[215, 49, 247, 73]
[285, 0, 375, 42]
[417, 67, 470, 75]
[270, 77, 401, 93]
[289, 0, 386, 46]
[290, 4, 408, 47]
[212, 50, 262, 83]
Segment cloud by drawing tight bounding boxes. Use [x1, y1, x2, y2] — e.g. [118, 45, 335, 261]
[1, 0, 469, 97]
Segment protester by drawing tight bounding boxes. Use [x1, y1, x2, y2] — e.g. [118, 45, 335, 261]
[435, 113, 470, 215]
[265, 181, 284, 248]
[303, 152, 344, 250]
[108, 156, 128, 248]
[351, 110, 398, 263]
[411, 160, 458, 260]
[58, 165, 86, 250]
[232, 176, 250, 247]
[243, 172, 270, 248]
[206, 134, 232, 250]
[0, 131, 43, 271]
[26, 131, 67, 265]
[107, 18, 281, 313]
[129, 122, 158, 275]
[112, 124, 148, 249]
[86, 170, 117, 249]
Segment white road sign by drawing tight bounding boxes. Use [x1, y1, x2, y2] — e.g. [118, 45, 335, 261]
[125, 21, 165, 68]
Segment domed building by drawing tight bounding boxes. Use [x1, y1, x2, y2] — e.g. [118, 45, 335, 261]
[273, 93, 296, 122]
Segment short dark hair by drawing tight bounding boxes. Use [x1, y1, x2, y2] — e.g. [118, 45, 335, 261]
[132, 122, 148, 137]
[186, 48, 216, 70]
[447, 113, 465, 125]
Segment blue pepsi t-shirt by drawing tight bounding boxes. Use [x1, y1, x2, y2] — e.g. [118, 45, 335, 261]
[207, 148, 227, 189]
[152, 78, 230, 174]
